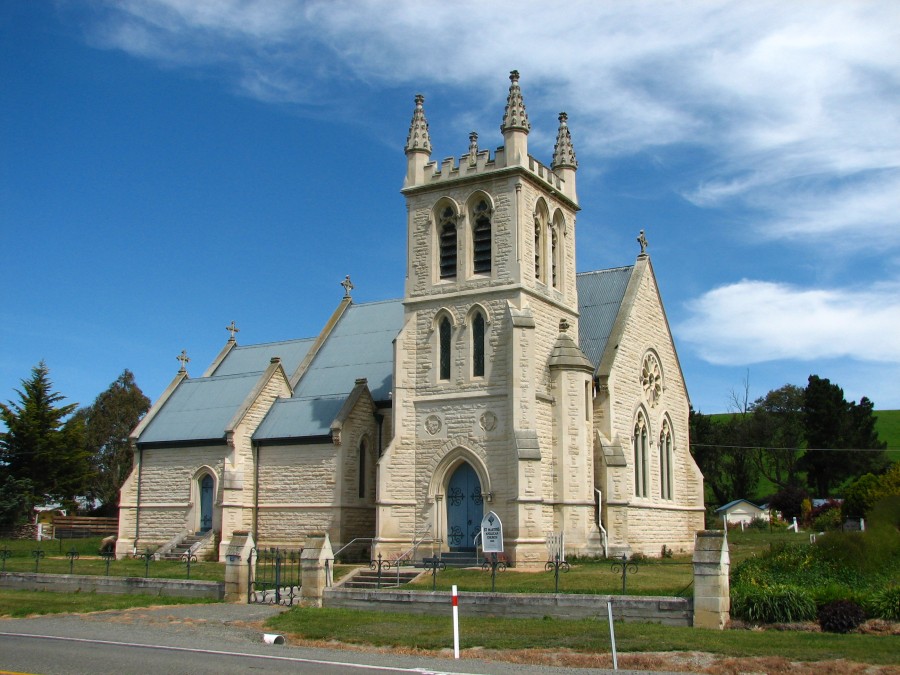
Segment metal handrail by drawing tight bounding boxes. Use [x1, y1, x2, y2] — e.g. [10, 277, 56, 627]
[332, 537, 374, 560]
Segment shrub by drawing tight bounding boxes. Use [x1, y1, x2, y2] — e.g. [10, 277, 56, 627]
[731, 584, 817, 624]
[869, 586, 900, 620]
[747, 516, 769, 531]
[769, 486, 808, 523]
[812, 507, 842, 532]
[817, 599, 866, 633]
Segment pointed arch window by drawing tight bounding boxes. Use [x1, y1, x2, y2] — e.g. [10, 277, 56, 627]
[551, 226, 559, 287]
[358, 439, 368, 498]
[534, 213, 545, 282]
[472, 199, 492, 275]
[660, 420, 673, 500]
[439, 316, 452, 381]
[634, 413, 649, 498]
[438, 206, 457, 280]
[472, 310, 486, 377]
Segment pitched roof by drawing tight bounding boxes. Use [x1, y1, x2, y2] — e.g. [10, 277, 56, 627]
[138, 371, 265, 444]
[253, 395, 346, 441]
[576, 266, 634, 370]
[293, 299, 402, 402]
[211, 338, 315, 377]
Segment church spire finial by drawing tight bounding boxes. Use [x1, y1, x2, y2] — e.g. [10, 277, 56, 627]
[341, 275, 354, 298]
[500, 70, 530, 134]
[637, 230, 649, 258]
[405, 94, 432, 155]
[226, 320, 240, 342]
[552, 112, 577, 170]
[176, 349, 190, 374]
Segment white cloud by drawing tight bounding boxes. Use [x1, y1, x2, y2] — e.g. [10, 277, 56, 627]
[79, 0, 900, 248]
[678, 279, 900, 366]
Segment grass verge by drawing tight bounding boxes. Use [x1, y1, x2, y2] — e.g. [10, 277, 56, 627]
[0, 588, 219, 618]
[267, 607, 900, 665]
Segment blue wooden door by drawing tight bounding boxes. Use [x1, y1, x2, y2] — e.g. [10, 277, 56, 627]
[199, 474, 214, 533]
[446, 463, 483, 551]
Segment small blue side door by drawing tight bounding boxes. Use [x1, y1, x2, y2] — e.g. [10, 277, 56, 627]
[199, 474, 214, 533]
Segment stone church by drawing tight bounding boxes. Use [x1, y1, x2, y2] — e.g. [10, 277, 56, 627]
[116, 72, 705, 564]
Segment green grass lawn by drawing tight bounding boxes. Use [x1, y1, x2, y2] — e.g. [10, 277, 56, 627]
[0, 588, 218, 617]
[0, 537, 224, 581]
[267, 607, 900, 665]
[405, 557, 694, 596]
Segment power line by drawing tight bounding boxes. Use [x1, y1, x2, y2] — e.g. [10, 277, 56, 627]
[691, 443, 897, 452]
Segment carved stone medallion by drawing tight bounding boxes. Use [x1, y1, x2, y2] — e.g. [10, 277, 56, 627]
[424, 414, 442, 435]
[479, 411, 497, 432]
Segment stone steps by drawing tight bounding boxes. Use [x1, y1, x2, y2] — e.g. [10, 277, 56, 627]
[341, 568, 421, 590]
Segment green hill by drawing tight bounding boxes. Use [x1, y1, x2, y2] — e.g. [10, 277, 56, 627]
[875, 409, 900, 461]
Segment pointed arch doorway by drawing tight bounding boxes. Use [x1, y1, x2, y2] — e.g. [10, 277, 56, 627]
[199, 474, 214, 533]
[446, 463, 483, 551]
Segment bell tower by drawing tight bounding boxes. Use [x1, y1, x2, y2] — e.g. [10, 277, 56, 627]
[378, 72, 601, 565]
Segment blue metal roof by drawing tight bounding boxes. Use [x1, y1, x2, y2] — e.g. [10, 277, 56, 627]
[253, 395, 346, 440]
[293, 299, 403, 401]
[212, 338, 315, 377]
[138, 371, 264, 444]
[577, 267, 634, 370]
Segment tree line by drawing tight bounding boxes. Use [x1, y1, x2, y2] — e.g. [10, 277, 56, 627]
[690, 374, 890, 517]
[0, 362, 150, 527]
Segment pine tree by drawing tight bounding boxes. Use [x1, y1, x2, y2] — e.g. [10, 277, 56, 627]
[73, 370, 150, 514]
[0, 361, 90, 513]
[800, 375, 888, 496]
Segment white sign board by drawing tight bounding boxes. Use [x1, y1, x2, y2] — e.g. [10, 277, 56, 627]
[480, 511, 504, 553]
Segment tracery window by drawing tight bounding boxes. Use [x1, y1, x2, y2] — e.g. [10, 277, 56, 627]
[472, 199, 492, 275]
[438, 206, 457, 280]
[472, 310, 486, 377]
[634, 412, 649, 498]
[439, 316, 452, 381]
[641, 353, 663, 407]
[659, 420, 673, 500]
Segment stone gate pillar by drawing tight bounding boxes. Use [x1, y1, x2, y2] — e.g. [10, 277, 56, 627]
[300, 532, 334, 607]
[692, 530, 729, 629]
[224, 530, 255, 602]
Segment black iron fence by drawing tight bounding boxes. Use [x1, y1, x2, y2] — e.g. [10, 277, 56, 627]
[248, 547, 302, 605]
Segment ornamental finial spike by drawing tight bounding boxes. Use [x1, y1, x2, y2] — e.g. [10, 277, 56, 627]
[500, 69, 530, 134]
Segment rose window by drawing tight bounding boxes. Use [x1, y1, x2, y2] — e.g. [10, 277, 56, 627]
[641, 354, 662, 406]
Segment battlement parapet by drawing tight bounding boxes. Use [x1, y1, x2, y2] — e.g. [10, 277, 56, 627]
[417, 147, 564, 194]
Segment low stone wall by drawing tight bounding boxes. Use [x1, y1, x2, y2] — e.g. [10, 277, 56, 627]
[0, 572, 224, 600]
[325, 588, 691, 626]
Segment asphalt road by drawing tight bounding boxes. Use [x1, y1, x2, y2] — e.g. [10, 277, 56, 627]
[0, 603, 658, 675]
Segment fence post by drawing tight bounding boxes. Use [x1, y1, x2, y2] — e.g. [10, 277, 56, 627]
[692, 530, 729, 629]
[300, 532, 334, 607]
[224, 530, 255, 602]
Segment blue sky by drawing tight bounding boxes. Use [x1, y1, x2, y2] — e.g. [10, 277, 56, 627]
[2, 0, 899, 417]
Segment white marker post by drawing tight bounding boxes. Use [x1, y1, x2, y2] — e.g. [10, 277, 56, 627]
[451, 584, 460, 658]
[607, 600, 618, 670]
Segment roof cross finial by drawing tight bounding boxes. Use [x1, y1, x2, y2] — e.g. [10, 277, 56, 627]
[226, 320, 240, 341]
[637, 230, 649, 257]
[341, 275, 354, 298]
[176, 349, 190, 373]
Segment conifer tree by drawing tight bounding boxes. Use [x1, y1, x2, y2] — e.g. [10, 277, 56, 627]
[72, 370, 150, 514]
[0, 361, 90, 513]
